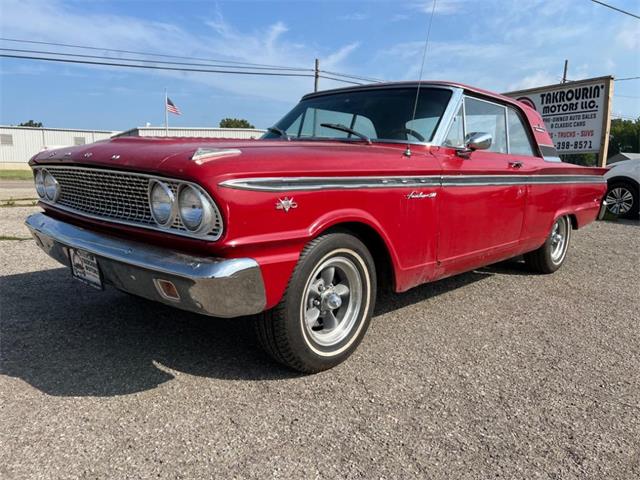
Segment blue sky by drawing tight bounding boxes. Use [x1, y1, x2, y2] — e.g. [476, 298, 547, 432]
[1, 0, 639, 131]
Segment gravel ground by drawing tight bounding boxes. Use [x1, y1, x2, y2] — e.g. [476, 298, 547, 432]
[0, 180, 36, 201]
[1, 208, 639, 479]
[0, 206, 41, 238]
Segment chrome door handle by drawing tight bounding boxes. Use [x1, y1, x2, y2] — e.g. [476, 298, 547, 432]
[509, 161, 523, 169]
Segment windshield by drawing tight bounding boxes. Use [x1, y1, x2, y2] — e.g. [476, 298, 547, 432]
[263, 87, 452, 143]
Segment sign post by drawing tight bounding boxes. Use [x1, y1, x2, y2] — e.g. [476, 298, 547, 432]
[505, 76, 614, 166]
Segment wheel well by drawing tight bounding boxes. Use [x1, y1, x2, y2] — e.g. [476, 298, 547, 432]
[568, 214, 578, 230]
[322, 222, 395, 292]
[607, 175, 639, 192]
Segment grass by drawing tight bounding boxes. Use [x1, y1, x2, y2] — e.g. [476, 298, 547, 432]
[0, 169, 33, 180]
[0, 235, 31, 241]
[0, 199, 38, 207]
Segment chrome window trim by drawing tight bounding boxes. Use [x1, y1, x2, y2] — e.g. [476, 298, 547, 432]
[220, 174, 606, 192]
[33, 165, 224, 241]
[430, 87, 464, 147]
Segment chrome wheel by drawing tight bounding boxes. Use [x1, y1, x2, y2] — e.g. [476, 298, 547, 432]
[606, 187, 634, 215]
[301, 253, 364, 348]
[550, 217, 569, 265]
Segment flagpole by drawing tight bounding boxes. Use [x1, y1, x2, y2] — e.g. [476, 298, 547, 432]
[164, 88, 169, 136]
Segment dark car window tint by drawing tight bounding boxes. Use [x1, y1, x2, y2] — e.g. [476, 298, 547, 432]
[507, 108, 536, 156]
[265, 88, 452, 143]
[464, 97, 507, 153]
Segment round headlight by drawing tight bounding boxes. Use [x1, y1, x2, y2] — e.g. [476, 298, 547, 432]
[43, 170, 60, 202]
[34, 169, 45, 198]
[178, 185, 204, 230]
[149, 180, 176, 226]
[178, 185, 214, 233]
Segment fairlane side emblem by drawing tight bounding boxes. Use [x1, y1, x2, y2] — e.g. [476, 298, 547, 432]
[276, 197, 298, 212]
[407, 191, 437, 199]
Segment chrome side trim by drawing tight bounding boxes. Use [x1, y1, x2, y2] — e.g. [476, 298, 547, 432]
[220, 174, 606, 192]
[441, 175, 606, 186]
[221, 176, 441, 191]
[25, 213, 265, 318]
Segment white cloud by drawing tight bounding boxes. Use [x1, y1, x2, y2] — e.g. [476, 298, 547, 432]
[411, 0, 469, 15]
[616, 21, 640, 50]
[0, 0, 362, 103]
[507, 71, 557, 91]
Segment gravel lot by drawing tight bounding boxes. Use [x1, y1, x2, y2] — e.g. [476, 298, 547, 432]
[1, 207, 638, 479]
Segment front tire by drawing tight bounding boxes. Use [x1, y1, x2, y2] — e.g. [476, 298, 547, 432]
[255, 232, 376, 373]
[605, 181, 639, 219]
[524, 215, 572, 273]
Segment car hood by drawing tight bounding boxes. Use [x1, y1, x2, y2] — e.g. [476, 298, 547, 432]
[29, 136, 428, 182]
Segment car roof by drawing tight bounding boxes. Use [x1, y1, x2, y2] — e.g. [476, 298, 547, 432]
[301, 80, 530, 111]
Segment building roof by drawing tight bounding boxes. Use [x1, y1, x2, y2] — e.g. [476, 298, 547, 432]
[0, 125, 116, 134]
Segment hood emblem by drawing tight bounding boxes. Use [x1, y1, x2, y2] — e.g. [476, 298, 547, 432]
[83, 152, 93, 158]
[192, 147, 242, 165]
[276, 197, 298, 212]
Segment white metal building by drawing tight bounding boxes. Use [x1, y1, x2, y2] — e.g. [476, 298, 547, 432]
[0, 126, 116, 170]
[0, 126, 267, 169]
[114, 127, 266, 139]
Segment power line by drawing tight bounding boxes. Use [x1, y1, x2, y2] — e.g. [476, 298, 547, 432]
[0, 37, 377, 83]
[616, 76, 640, 81]
[318, 75, 363, 85]
[0, 36, 312, 71]
[320, 69, 384, 83]
[0, 54, 317, 77]
[0, 47, 312, 72]
[0, 53, 369, 87]
[590, 0, 640, 20]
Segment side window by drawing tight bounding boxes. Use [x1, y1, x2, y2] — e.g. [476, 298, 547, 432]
[443, 104, 464, 147]
[507, 108, 536, 156]
[464, 97, 507, 153]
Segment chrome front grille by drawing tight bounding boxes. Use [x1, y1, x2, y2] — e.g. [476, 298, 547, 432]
[37, 166, 223, 240]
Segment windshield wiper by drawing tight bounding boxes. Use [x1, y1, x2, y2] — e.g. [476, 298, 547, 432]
[319, 123, 372, 144]
[267, 126, 291, 141]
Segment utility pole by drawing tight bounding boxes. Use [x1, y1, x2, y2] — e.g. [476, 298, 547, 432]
[314, 58, 319, 92]
[164, 88, 169, 136]
[562, 60, 569, 83]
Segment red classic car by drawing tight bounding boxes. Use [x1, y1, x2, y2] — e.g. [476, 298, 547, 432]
[26, 81, 607, 372]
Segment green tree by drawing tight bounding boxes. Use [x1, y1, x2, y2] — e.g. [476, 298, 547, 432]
[219, 118, 255, 129]
[18, 120, 43, 127]
[608, 118, 640, 158]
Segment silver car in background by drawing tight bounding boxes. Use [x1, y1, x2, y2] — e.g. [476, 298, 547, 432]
[605, 158, 640, 219]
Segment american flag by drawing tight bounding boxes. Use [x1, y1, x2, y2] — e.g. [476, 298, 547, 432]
[166, 97, 182, 115]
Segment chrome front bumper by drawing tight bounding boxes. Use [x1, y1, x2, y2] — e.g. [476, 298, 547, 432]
[25, 213, 266, 318]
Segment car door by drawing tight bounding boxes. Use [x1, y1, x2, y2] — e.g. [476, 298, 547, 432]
[434, 96, 530, 274]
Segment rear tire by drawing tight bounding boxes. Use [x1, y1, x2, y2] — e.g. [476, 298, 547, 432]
[255, 232, 376, 373]
[524, 215, 572, 274]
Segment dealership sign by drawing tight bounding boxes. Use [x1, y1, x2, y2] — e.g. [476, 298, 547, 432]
[505, 76, 613, 157]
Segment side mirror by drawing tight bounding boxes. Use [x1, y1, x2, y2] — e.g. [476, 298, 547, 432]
[466, 132, 492, 151]
[456, 132, 492, 158]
